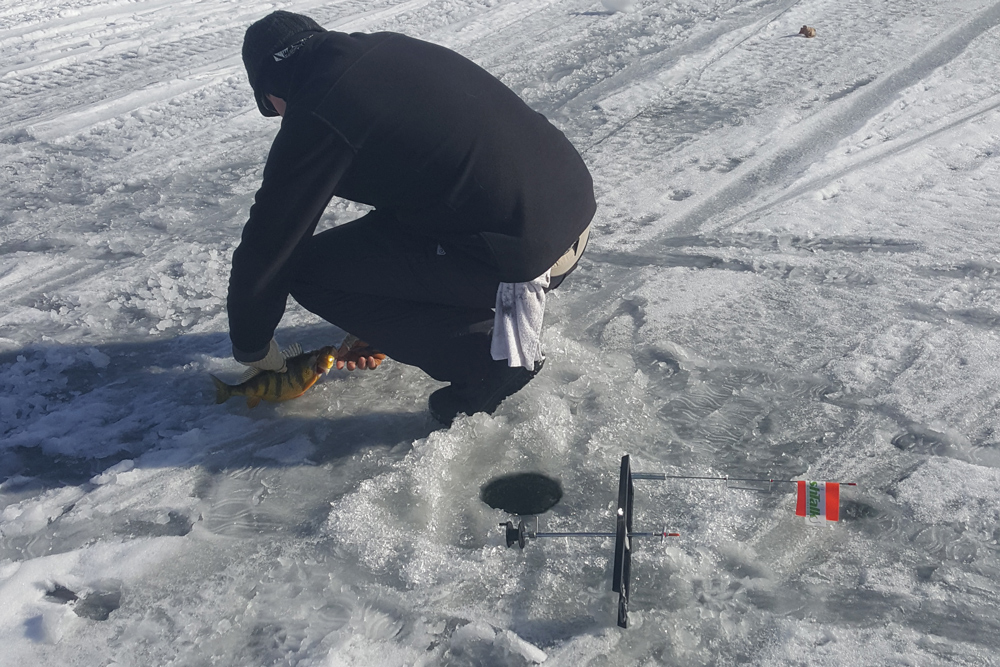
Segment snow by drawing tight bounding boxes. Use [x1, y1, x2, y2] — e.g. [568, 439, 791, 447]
[3, 0, 1000, 664]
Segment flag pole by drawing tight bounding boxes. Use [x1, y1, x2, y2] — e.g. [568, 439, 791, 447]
[633, 472, 857, 486]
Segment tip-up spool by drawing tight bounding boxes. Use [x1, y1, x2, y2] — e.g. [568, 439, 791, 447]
[501, 520, 527, 549]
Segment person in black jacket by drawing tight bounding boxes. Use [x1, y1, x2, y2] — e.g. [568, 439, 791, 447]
[231, 11, 595, 425]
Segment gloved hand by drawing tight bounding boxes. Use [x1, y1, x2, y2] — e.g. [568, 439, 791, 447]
[238, 338, 287, 374]
[336, 335, 387, 371]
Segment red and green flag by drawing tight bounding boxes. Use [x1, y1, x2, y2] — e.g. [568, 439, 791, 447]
[796, 480, 841, 522]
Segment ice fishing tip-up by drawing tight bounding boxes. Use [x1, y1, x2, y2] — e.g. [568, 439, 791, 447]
[498, 455, 676, 628]
[495, 455, 857, 628]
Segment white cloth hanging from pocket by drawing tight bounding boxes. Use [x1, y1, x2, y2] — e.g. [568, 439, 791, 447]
[490, 271, 550, 368]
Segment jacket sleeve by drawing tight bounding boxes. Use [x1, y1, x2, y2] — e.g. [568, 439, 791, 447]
[227, 113, 354, 359]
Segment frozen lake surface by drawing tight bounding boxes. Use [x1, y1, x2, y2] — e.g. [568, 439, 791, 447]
[2, 0, 1000, 664]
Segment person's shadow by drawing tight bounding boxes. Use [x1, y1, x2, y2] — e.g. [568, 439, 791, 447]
[0, 324, 441, 495]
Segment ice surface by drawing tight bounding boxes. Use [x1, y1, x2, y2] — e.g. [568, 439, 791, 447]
[3, 0, 1000, 664]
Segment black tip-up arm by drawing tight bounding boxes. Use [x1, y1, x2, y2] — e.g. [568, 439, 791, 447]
[612, 455, 634, 628]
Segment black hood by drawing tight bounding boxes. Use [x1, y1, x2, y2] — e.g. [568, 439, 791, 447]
[242, 11, 325, 116]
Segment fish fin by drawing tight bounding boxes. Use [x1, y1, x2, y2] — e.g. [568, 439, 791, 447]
[281, 343, 302, 359]
[238, 366, 262, 384]
[247, 396, 262, 409]
[210, 375, 231, 404]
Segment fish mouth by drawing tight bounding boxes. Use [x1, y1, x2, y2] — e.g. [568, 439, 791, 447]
[315, 351, 336, 374]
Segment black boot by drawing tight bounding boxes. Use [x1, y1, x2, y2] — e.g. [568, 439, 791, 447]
[429, 359, 543, 426]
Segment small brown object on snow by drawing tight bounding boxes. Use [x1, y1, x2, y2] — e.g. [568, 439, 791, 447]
[799, 25, 817, 38]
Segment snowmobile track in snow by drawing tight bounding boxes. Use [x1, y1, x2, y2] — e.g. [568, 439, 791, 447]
[672, 0, 1000, 235]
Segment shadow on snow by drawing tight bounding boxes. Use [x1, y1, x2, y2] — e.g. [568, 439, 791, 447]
[0, 324, 443, 491]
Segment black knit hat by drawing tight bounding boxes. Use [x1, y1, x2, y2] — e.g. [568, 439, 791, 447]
[242, 11, 325, 116]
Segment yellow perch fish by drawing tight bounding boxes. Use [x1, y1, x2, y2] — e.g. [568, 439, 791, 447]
[211, 345, 337, 408]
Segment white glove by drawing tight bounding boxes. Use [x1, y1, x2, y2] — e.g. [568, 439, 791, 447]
[239, 338, 287, 374]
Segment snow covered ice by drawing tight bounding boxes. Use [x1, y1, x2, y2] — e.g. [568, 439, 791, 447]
[3, 0, 1000, 664]
[600, 0, 636, 14]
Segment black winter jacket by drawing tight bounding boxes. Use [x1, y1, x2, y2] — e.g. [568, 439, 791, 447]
[228, 31, 596, 359]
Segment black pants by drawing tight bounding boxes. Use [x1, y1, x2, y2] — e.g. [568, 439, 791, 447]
[289, 211, 503, 386]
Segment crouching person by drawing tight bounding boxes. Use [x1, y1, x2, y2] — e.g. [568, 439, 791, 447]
[228, 11, 595, 425]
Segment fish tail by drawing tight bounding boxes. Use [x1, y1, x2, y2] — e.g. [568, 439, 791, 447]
[210, 375, 232, 404]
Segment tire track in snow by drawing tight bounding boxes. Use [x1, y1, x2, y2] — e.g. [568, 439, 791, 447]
[0, 0, 254, 82]
[428, 0, 566, 49]
[734, 91, 1000, 227]
[452, 0, 789, 126]
[665, 0, 1000, 236]
[23, 72, 237, 141]
[568, 0, 805, 147]
[0, 256, 93, 306]
[1, 0, 433, 137]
